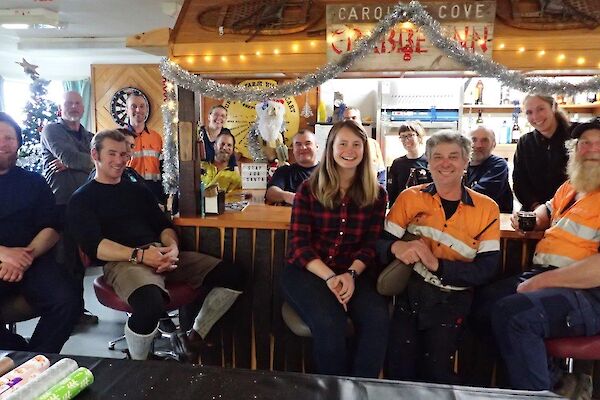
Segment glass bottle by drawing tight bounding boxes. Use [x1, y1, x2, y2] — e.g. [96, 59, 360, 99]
[197, 125, 207, 160]
[476, 110, 483, 124]
[511, 119, 522, 144]
[501, 120, 510, 144]
[317, 100, 327, 123]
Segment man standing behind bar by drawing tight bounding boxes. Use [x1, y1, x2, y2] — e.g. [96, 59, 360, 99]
[41, 90, 94, 218]
[201, 131, 241, 193]
[265, 129, 319, 205]
[466, 127, 513, 213]
[126, 92, 165, 203]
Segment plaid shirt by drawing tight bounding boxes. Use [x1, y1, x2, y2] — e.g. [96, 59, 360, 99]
[287, 180, 387, 272]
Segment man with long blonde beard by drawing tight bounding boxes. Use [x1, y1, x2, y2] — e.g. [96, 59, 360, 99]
[490, 118, 600, 393]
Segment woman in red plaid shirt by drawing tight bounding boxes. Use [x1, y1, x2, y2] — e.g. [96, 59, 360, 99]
[281, 119, 389, 378]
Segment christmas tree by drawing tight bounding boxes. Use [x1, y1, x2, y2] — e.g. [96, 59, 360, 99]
[16, 59, 58, 172]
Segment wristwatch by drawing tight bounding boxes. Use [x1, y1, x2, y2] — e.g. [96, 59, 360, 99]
[129, 248, 141, 264]
[347, 269, 358, 280]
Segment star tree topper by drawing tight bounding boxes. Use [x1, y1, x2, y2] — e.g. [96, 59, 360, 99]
[16, 58, 39, 80]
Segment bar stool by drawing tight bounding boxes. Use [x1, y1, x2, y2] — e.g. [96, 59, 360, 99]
[93, 275, 198, 360]
[546, 336, 600, 373]
[281, 300, 354, 338]
[0, 294, 38, 334]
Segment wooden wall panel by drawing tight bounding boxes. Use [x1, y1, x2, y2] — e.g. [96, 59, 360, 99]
[91, 64, 164, 134]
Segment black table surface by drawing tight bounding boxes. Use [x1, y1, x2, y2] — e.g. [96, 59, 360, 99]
[2, 351, 559, 399]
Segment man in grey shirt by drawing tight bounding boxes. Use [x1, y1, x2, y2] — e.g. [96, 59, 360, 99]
[41, 91, 94, 216]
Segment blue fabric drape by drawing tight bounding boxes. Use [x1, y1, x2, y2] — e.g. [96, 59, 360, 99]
[63, 79, 92, 131]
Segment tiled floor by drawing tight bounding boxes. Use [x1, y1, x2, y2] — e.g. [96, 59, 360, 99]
[16, 266, 130, 359]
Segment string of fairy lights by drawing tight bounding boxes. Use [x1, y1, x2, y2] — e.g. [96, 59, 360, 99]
[160, 0, 600, 195]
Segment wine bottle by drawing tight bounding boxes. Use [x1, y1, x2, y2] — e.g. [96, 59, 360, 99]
[511, 120, 522, 144]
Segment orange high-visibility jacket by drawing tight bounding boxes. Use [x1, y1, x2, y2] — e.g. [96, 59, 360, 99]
[385, 183, 500, 290]
[128, 127, 162, 181]
[534, 181, 600, 268]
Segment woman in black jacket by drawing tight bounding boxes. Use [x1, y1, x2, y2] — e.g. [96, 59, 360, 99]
[513, 94, 574, 211]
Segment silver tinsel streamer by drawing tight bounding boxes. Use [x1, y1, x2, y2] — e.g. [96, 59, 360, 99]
[409, 2, 600, 96]
[161, 82, 179, 195]
[160, 1, 600, 193]
[159, 2, 407, 102]
[247, 124, 268, 162]
[160, 1, 600, 100]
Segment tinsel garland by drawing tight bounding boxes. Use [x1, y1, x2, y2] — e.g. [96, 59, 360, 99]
[247, 124, 268, 162]
[410, 4, 600, 96]
[160, 0, 600, 101]
[161, 81, 179, 195]
[160, 0, 600, 194]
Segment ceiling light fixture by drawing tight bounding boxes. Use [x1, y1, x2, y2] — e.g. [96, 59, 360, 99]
[0, 8, 60, 29]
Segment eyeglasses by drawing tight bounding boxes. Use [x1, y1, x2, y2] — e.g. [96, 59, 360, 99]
[399, 133, 417, 141]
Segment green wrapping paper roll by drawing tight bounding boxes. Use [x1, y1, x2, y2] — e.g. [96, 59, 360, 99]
[36, 368, 93, 400]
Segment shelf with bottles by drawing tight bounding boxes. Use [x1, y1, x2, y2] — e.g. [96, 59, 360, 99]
[462, 103, 600, 114]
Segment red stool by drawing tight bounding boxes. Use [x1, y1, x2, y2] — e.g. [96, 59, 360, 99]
[93, 276, 198, 359]
[546, 336, 600, 372]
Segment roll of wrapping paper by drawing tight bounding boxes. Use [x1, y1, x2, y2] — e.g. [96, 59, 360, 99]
[3, 359, 78, 400]
[0, 356, 49, 397]
[37, 367, 93, 400]
[0, 358, 15, 378]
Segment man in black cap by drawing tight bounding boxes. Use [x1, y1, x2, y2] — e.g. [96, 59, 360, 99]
[490, 117, 600, 393]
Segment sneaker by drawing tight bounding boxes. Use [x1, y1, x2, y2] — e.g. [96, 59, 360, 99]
[554, 373, 592, 400]
[177, 329, 214, 364]
[158, 318, 177, 334]
[77, 309, 99, 325]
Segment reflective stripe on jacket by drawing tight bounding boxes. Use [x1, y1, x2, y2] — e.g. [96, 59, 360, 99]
[534, 181, 600, 267]
[128, 128, 163, 181]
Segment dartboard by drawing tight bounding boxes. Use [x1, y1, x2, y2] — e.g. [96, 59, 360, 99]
[110, 87, 150, 126]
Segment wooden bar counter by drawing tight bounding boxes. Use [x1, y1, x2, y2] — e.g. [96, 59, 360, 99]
[173, 201, 542, 380]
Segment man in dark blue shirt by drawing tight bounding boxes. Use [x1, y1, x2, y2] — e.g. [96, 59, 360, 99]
[467, 127, 513, 213]
[0, 112, 81, 352]
[265, 129, 318, 205]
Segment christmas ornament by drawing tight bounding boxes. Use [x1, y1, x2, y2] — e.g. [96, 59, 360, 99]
[300, 93, 313, 118]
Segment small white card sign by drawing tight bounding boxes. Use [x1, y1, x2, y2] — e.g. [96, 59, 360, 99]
[241, 163, 268, 189]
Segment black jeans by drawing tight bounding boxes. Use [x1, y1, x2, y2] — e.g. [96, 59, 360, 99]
[386, 274, 472, 384]
[280, 265, 389, 378]
[0, 253, 82, 352]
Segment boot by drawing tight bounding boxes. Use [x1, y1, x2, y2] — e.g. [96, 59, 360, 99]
[124, 321, 158, 360]
[192, 287, 242, 339]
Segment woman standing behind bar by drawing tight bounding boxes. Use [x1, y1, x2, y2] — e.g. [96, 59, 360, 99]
[387, 121, 430, 206]
[198, 105, 237, 168]
[281, 120, 389, 378]
[513, 94, 573, 211]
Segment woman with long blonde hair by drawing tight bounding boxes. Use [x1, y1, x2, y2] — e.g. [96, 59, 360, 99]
[281, 119, 389, 378]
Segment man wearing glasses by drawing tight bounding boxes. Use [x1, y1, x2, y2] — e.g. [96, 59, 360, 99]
[387, 121, 430, 205]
